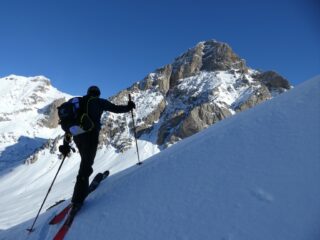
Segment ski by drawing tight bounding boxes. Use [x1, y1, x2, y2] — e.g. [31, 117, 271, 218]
[47, 199, 66, 211]
[53, 206, 80, 240]
[49, 170, 109, 225]
[52, 170, 109, 239]
[49, 204, 72, 225]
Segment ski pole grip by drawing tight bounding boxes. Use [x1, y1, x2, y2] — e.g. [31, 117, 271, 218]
[129, 94, 132, 102]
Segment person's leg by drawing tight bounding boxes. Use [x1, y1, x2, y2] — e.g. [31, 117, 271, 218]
[72, 132, 99, 205]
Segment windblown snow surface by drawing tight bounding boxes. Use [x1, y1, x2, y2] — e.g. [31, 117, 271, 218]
[1, 76, 320, 240]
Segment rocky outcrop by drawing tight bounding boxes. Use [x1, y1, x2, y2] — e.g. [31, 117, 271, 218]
[39, 98, 66, 128]
[254, 71, 291, 93]
[0, 116, 11, 122]
[136, 98, 166, 137]
[177, 103, 232, 139]
[157, 102, 232, 146]
[155, 65, 172, 95]
[99, 114, 132, 152]
[136, 65, 172, 95]
[24, 136, 65, 164]
[200, 41, 246, 72]
[170, 43, 204, 88]
[157, 110, 186, 145]
[234, 85, 272, 112]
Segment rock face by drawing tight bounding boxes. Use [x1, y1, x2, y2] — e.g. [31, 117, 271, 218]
[100, 40, 291, 150]
[155, 41, 248, 92]
[234, 84, 272, 112]
[200, 41, 246, 72]
[255, 71, 290, 93]
[177, 103, 232, 139]
[39, 98, 66, 128]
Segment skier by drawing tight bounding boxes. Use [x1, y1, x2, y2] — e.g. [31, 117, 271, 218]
[59, 86, 135, 214]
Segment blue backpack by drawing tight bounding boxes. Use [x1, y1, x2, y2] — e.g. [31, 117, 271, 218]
[57, 97, 94, 135]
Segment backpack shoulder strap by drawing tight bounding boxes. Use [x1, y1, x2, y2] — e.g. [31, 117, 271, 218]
[83, 96, 98, 114]
[77, 96, 98, 132]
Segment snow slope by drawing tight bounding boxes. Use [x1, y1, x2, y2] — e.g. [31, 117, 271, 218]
[0, 75, 160, 230]
[1, 76, 319, 239]
[0, 75, 70, 172]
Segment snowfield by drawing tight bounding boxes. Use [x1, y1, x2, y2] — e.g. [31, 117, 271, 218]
[0, 75, 319, 239]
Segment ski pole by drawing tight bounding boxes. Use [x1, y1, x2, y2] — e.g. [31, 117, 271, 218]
[27, 154, 67, 233]
[129, 94, 142, 165]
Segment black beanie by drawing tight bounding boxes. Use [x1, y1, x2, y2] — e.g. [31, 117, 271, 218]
[87, 86, 101, 97]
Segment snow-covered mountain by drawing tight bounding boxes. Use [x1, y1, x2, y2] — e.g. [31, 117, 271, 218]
[0, 75, 70, 172]
[0, 40, 292, 231]
[1, 74, 319, 240]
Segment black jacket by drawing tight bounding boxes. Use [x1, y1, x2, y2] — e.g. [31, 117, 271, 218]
[83, 95, 131, 131]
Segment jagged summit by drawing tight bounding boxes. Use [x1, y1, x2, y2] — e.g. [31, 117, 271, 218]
[172, 40, 246, 79]
[132, 40, 248, 95]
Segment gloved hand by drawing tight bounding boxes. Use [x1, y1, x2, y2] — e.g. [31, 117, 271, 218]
[64, 133, 72, 143]
[59, 142, 71, 156]
[128, 100, 136, 110]
[59, 134, 74, 156]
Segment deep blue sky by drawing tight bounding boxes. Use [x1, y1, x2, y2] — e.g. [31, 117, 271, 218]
[0, 0, 319, 97]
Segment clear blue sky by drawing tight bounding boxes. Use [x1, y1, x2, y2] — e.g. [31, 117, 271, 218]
[0, 0, 319, 97]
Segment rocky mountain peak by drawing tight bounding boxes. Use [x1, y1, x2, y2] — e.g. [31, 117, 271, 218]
[201, 40, 246, 71]
[105, 40, 291, 150]
[170, 40, 247, 87]
[135, 40, 249, 96]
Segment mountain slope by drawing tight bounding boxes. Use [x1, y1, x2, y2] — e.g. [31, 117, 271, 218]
[0, 75, 69, 172]
[2, 76, 319, 240]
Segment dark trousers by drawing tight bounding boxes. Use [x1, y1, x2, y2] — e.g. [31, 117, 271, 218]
[71, 130, 99, 205]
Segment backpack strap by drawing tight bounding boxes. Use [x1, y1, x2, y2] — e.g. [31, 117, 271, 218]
[79, 96, 97, 132]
